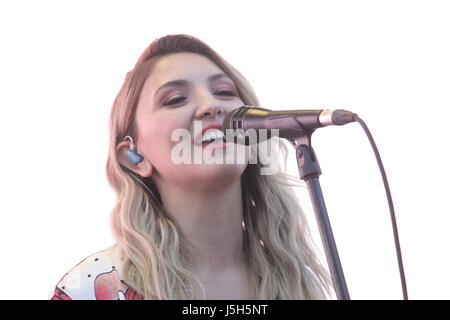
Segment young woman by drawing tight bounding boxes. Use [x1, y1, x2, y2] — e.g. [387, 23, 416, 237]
[51, 34, 332, 300]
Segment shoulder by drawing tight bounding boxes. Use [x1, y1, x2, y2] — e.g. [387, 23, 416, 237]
[50, 245, 142, 300]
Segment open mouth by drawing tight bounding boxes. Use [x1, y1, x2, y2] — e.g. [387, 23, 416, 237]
[201, 136, 227, 147]
[198, 128, 227, 147]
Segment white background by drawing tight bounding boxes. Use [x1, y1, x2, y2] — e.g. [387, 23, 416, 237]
[0, 0, 449, 299]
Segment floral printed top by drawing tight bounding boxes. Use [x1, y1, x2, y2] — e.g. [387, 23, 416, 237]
[50, 245, 142, 300]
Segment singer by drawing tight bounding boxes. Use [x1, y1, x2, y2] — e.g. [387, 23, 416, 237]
[50, 34, 331, 300]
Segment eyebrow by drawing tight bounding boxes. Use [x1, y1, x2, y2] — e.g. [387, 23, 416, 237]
[153, 73, 232, 98]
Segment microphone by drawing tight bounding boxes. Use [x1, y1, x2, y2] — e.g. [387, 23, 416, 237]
[223, 106, 356, 144]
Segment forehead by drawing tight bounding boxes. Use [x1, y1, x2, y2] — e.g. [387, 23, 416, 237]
[148, 52, 225, 85]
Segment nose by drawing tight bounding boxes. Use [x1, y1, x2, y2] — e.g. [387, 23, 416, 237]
[195, 104, 224, 120]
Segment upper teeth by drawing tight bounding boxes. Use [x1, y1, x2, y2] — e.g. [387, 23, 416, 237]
[202, 129, 225, 142]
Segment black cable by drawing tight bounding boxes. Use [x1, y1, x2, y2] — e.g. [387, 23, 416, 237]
[353, 114, 408, 300]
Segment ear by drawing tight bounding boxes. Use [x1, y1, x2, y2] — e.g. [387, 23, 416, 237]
[116, 140, 153, 178]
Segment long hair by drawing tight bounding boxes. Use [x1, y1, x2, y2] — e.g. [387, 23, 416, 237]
[106, 34, 332, 299]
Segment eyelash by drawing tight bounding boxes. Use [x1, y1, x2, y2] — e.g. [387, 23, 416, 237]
[163, 90, 235, 106]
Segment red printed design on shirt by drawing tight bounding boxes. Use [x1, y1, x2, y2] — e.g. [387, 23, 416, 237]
[51, 287, 72, 300]
[124, 287, 143, 300]
[94, 269, 142, 300]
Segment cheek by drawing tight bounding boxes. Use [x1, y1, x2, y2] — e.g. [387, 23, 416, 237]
[142, 116, 190, 164]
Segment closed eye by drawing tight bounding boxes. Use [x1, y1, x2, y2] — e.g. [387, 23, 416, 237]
[215, 90, 235, 96]
[163, 90, 236, 106]
[163, 96, 186, 106]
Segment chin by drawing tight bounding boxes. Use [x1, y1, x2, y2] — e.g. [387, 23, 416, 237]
[186, 162, 247, 187]
[200, 161, 247, 176]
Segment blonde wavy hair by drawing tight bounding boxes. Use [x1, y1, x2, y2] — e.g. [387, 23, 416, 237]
[106, 34, 332, 299]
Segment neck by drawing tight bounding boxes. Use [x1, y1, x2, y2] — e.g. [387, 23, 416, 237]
[157, 177, 246, 273]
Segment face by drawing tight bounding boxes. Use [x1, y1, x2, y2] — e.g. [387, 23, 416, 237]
[131, 52, 249, 190]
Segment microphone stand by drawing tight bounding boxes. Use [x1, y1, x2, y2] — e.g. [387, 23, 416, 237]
[288, 132, 350, 300]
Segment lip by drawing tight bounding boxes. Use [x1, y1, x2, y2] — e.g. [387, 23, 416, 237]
[194, 122, 225, 145]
